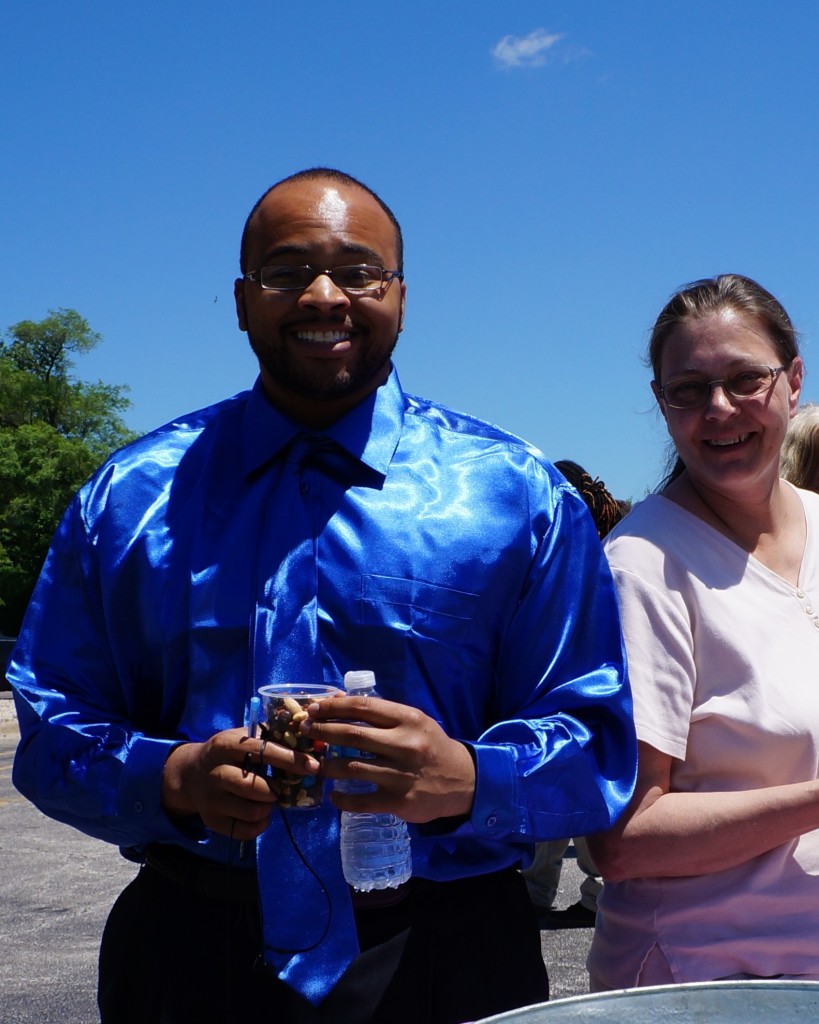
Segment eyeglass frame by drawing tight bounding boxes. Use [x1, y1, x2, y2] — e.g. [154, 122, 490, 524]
[243, 263, 404, 294]
[655, 364, 787, 410]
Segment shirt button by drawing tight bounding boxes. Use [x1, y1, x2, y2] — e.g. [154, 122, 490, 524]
[134, 801, 144, 813]
[486, 814, 498, 828]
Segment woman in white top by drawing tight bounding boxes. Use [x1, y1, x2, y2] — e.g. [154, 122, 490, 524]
[587, 274, 819, 989]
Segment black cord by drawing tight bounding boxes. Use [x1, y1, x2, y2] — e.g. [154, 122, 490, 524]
[225, 805, 334, 956]
[264, 804, 334, 954]
[226, 817, 240, 1024]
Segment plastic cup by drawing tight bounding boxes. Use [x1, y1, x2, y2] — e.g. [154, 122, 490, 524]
[257, 683, 339, 810]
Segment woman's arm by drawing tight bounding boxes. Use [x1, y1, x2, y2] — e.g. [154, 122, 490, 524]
[588, 740, 819, 881]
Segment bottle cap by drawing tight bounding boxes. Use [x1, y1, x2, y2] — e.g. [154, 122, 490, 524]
[343, 670, 376, 693]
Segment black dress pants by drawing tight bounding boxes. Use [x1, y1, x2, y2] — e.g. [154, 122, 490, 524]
[98, 859, 549, 1024]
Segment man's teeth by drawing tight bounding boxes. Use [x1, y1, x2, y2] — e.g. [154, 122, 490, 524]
[296, 330, 350, 343]
[709, 434, 749, 447]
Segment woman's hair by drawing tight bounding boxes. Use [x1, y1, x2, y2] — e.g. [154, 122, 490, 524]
[780, 404, 819, 490]
[554, 460, 624, 540]
[647, 274, 800, 488]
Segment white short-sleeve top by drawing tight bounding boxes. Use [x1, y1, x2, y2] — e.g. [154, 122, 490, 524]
[588, 487, 819, 987]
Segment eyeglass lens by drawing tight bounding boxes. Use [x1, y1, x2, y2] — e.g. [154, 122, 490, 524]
[259, 265, 386, 291]
[663, 367, 779, 409]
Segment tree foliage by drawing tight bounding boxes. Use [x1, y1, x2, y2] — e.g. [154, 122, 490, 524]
[0, 309, 137, 635]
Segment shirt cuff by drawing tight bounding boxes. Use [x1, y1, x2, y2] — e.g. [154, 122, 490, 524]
[117, 735, 201, 841]
[468, 742, 519, 838]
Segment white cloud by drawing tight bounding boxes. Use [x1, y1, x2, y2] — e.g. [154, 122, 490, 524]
[492, 28, 564, 69]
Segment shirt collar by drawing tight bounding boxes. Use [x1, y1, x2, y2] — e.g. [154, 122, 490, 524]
[241, 366, 404, 480]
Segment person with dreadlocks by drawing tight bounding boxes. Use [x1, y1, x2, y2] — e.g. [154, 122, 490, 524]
[522, 460, 627, 929]
[554, 460, 628, 542]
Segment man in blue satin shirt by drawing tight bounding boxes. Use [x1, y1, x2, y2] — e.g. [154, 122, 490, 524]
[9, 168, 636, 1024]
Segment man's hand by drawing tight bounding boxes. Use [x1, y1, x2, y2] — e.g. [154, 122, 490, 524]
[161, 726, 321, 839]
[302, 695, 476, 823]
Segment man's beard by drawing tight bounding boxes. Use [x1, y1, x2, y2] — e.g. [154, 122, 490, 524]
[247, 330, 400, 401]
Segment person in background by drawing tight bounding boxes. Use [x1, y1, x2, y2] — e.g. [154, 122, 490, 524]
[9, 168, 636, 1024]
[588, 273, 819, 989]
[780, 403, 819, 492]
[522, 460, 625, 929]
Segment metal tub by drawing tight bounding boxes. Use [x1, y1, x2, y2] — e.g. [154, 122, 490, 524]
[476, 981, 819, 1023]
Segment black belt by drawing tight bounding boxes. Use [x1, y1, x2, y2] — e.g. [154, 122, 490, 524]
[142, 844, 414, 909]
[143, 844, 259, 905]
[142, 843, 512, 911]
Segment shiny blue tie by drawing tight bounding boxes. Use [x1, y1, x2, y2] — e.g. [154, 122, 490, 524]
[253, 435, 359, 1005]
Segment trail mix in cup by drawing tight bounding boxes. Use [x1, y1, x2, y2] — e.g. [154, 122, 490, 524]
[261, 694, 328, 809]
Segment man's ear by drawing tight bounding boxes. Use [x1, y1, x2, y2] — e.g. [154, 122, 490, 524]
[234, 279, 248, 333]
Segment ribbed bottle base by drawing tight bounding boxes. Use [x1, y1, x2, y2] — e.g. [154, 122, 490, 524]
[340, 812, 412, 892]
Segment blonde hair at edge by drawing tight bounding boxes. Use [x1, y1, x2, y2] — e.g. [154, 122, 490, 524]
[780, 403, 819, 491]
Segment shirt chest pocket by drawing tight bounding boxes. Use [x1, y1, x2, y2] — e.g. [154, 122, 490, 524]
[358, 575, 482, 677]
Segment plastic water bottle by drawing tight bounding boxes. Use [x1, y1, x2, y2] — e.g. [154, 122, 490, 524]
[337, 670, 412, 891]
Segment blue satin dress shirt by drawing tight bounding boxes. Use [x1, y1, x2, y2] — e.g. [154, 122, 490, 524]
[10, 368, 636, 879]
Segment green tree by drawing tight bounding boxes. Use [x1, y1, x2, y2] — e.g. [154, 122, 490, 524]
[0, 309, 137, 635]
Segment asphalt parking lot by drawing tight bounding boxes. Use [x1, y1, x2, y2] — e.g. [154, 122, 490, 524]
[0, 692, 593, 1022]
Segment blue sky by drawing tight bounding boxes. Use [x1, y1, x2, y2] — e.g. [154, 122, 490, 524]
[3, 2, 819, 501]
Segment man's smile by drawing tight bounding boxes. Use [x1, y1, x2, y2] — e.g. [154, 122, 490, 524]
[294, 329, 353, 344]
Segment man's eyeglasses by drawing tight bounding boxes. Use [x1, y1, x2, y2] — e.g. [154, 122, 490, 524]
[657, 365, 786, 410]
[243, 264, 403, 294]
